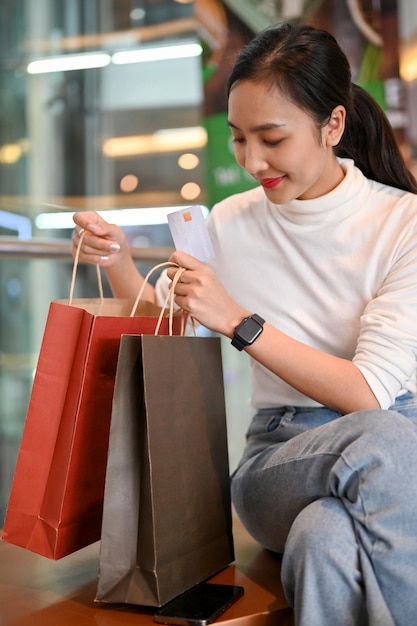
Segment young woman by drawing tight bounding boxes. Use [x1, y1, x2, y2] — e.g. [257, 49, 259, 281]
[73, 24, 417, 625]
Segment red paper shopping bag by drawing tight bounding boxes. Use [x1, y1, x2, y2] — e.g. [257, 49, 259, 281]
[2, 256, 184, 559]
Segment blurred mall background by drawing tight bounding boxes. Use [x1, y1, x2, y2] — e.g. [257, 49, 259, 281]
[1, 0, 417, 526]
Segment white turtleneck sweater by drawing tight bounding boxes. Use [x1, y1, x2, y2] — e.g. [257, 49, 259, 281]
[158, 159, 417, 410]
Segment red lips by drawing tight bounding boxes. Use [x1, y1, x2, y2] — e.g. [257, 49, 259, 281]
[260, 177, 283, 189]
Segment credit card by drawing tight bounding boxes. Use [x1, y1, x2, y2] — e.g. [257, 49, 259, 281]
[167, 205, 215, 261]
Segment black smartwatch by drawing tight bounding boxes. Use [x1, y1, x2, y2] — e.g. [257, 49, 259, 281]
[231, 314, 265, 351]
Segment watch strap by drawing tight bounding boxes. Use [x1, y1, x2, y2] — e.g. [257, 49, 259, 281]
[250, 313, 265, 326]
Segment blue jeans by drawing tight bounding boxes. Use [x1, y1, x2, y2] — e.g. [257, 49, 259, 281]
[231, 393, 417, 626]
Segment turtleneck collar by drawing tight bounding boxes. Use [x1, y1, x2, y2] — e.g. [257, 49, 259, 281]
[267, 159, 371, 229]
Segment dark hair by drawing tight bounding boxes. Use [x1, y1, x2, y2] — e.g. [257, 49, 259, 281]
[227, 23, 417, 193]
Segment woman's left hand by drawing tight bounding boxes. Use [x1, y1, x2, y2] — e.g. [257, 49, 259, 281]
[167, 251, 248, 337]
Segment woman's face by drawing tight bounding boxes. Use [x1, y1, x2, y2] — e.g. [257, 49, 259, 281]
[227, 80, 345, 202]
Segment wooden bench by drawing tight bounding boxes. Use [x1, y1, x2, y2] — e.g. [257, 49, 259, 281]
[0, 511, 293, 625]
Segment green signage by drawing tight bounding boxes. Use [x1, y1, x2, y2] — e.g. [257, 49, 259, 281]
[204, 111, 258, 207]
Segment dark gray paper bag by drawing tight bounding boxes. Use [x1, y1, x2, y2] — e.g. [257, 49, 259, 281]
[96, 334, 234, 607]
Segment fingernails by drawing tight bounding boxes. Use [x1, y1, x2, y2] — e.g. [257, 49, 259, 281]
[109, 243, 120, 253]
[100, 256, 109, 262]
[86, 224, 98, 233]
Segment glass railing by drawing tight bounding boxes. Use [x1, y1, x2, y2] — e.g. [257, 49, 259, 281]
[0, 237, 173, 261]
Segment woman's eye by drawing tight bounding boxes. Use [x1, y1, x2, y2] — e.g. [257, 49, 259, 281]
[231, 137, 245, 144]
[265, 139, 283, 147]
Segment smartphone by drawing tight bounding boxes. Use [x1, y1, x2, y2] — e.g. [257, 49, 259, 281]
[153, 583, 244, 626]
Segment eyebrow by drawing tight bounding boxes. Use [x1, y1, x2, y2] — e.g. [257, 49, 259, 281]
[227, 121, 286, 131]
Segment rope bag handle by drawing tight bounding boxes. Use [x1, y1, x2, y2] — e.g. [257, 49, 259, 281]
[69, 230, 104, 305]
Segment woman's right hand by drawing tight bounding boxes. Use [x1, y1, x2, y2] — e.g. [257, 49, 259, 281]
[72, 211, 155, 302]
[72, 211, 127, 269]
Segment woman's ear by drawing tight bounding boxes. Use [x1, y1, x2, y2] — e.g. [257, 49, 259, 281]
[324, 105, 346, 147]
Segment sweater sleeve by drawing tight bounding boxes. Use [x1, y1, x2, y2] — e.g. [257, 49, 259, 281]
[354, 224, 417, 409]
[154, 268, 170, 307]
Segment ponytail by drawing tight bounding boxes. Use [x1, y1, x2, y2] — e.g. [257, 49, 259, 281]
[336, 84, 417, 193]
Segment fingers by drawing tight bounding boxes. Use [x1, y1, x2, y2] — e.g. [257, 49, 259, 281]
[178, 269, 187, 284]
[71, 210, 125, 261]
[166, 252, 208, 283]
[72, 226, 85, 239]
[73, 210, 101, 225]
[73, 231, 120, 257]
[71, 227, 122, 270]
[170, 268, 187, 284]
[169, 250, 204, 270]
[72, 210, 120, 238]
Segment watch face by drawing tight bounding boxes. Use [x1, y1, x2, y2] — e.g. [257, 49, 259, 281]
[237, 317, 263, 343]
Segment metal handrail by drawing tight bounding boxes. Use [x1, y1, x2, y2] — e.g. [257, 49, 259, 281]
[0, 238, 174, 261]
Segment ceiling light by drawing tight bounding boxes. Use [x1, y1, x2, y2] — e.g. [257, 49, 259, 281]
[35, 205, 209, 229]
[401, 44, 417, 81]
[0, 144, 22, 164]
[112, 42, 202, 65]
[120, 174, 139, 193]
[26, 43, 202, 75]
[27, 52, 111, 74]
[103, 127, 207, 157]
[178, 153, 200, 170]
[180, 182, 201, 201]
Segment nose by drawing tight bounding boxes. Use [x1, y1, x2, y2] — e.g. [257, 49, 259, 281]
[235, 141, 268, 177]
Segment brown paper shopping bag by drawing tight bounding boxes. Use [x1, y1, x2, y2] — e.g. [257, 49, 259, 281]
[96, 332, 234, 608]
[2, 250, 184, 559]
